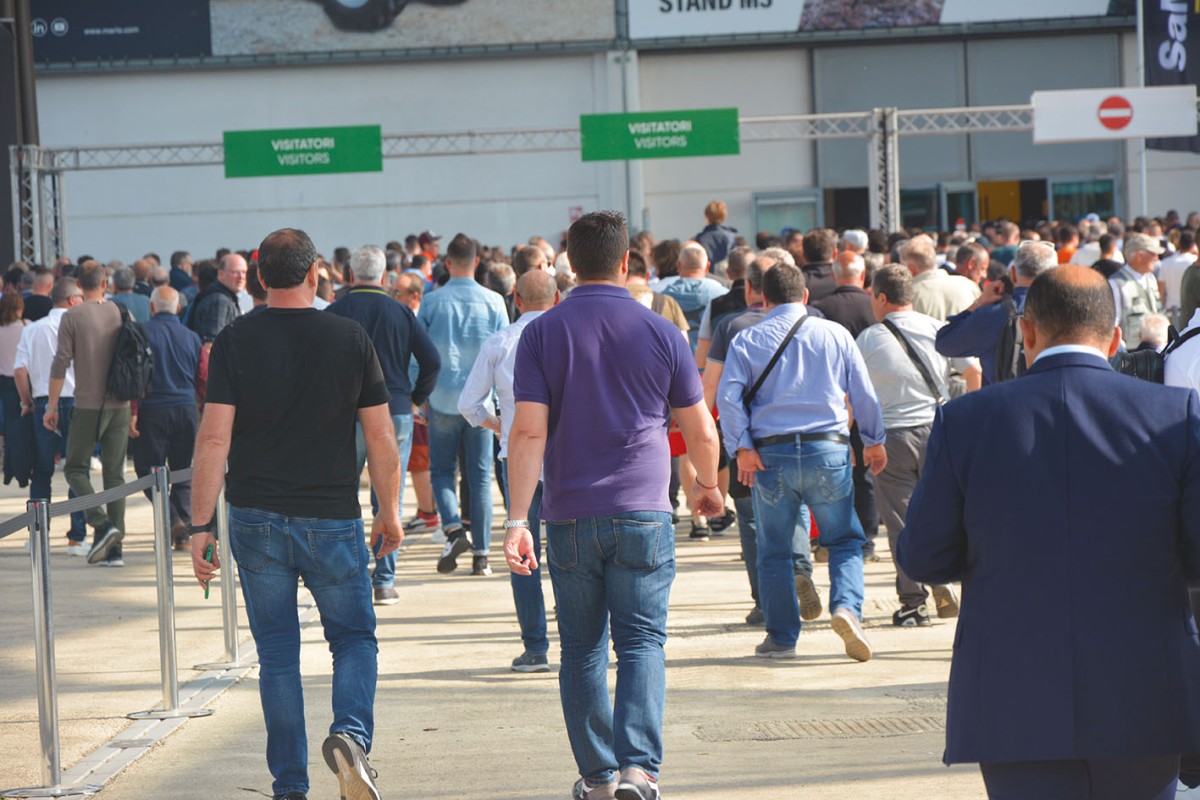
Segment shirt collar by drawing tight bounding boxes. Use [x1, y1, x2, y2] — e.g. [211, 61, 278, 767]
[1034, 343, 1107, 363]
[764, 302, 808, 321]
[567, 284, 632, 299]
[1186, 308, 1200, 331]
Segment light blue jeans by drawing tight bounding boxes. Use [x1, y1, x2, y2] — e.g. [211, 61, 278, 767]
[545, 512, 675, 784]
[229, 505, 378, 798]
[428, 408, 494, 554]
[355, 412, 414, 588]
[753, 439, 865, 648]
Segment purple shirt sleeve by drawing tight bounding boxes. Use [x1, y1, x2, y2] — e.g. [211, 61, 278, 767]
[513, 323, 550, 405]
[667, 327, 704, 409]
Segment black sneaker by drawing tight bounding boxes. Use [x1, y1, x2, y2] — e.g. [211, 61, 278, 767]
[87, 523, 124, 565]
[932, 584, 960, 619]
[436, 529, 470, 574]
[373, 586, 399, 606]
[744, 606, 764, 626]
[688, 525, 710, 542]
[322, 731, 381, 800]
[511, 651, 551, 673]
[273, 794, 307, 800]
[794, 572, 823, 621]
[708, 507, 736, 533]
[892, 604, 931, 627]
[471, 555, 492, 576]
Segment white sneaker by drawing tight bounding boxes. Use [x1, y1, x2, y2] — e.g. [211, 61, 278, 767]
[66, 543, 87, 557]
[431, 527, 447, 544]
[89, 456, 102, 472]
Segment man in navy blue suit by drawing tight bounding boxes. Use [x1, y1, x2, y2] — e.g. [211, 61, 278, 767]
[898, 265, 1200, 800]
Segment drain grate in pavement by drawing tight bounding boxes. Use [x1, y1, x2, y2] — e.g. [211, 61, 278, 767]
[694, 715, 945, 742]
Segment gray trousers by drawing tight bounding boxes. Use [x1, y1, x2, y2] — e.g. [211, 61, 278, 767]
[875, 424, 937, 608]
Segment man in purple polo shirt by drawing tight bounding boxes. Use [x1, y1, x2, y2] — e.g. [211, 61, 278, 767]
[504, 211, 722, 800]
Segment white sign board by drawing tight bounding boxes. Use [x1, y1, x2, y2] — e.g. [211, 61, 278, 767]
[941, 0, 1108, 24]
[629, 0, 804, 40]
[1032, 86, 1198, 144]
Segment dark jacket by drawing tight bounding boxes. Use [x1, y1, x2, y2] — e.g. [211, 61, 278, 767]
[898, 353, 1200, 765]
[812, 285, 875, 339]
[188, 282, 241, 343]
[326, 285, 441, 415]
[801, 262, 836, 302]
[695, 223, 738, 267]
[706, 279, 748, 335]
[141, 312, 202, 409]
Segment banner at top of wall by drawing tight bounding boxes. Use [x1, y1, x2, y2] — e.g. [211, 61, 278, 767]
[629, 0, 1121, 40]
[580, 108, 740, 162]
[223, 125, 383, 178]
[1143, 0, 1199, 154]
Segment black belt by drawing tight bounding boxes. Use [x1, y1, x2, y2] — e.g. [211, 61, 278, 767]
[753, 431, 848, 448]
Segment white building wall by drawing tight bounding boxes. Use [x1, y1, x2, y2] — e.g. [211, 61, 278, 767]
[35, 53, 630, 260]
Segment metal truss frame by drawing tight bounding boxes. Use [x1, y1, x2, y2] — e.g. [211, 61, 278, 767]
[12, 101, 1200, 263]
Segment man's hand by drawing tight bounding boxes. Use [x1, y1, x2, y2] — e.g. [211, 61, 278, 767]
[481, 415, 501, 435]
[968, 280, 1006, 311]
[371, 513, 404, 558]
[42, 407, 58, 432]
[863, 443, 888, 475]
[191, 532, 219, 589]
[128, 415, 140, 439]
[737, 448, 765, 487]
[20, 402, 32, 417]
[504, 527, 537, 576]
[691, 480, 724, 518]
[412, 405, 428, 426]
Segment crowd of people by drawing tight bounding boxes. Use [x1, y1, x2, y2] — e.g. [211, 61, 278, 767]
[2, 201, 1200, 799]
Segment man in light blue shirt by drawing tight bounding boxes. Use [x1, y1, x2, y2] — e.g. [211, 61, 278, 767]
[458, 271, 557, 673]
[419, 234, 509, 575]
[717, 263, 886, 663]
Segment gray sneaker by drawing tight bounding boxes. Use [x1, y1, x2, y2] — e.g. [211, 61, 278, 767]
[322, 732, 381, 800]
[794, 572, 823, 621]
[572, 777, 617, 800]
[372, 586, 399, 606]
[615, 767, 660, 800]
[753, 635, 796, 659]
[511, 651, 551, 673]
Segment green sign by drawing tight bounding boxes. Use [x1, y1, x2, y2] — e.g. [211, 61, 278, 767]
[223, 125, 383, 178]
[580, 108, 740, 162]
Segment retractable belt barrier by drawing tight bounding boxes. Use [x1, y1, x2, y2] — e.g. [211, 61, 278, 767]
[0, 466, 242, 799]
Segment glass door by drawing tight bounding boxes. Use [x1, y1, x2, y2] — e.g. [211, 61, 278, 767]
[753, 191, 822, 237]
[1048, 178, 1115, 223]
[940, 182, 977, 230]
[900, 187, 940, 231]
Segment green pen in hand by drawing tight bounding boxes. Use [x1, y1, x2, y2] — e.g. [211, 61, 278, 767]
[204, 543, 215, 599]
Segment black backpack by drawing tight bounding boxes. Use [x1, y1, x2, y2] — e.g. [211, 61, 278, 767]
[993, 295, 1026, 383]
[107, 304, 155, 401]
[1110, 325, 1200, 383]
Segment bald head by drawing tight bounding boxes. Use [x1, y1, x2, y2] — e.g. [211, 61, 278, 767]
[219, 253, 248, 293]
[1022, 265, 1118, 355]
[677, 242, 709, 276]
[150, 286, 181, 315]
[515, 269, 558, 310]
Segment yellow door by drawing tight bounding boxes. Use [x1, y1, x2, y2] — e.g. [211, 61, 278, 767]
[977, 180, 1021, 221]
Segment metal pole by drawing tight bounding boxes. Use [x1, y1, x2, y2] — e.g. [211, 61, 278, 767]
[194, 489, 247, 670]
[1136, 0, 1149, 215]
[129, 467, 212, 721]
[0, 502, 101, 797]
[10, 144, 20, 263]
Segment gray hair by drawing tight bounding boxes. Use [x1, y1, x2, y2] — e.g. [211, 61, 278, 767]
[111, 266, 136, 291]
[899, 238, 937, 273]
[150, 286, 180, 314]
[385, 249, 404, 272]
[150, 265, 170, 287]
[1140, 313, 1170, 347]
[486, 262, 516, 296]
[1012, 241, 1057, 280]
[759, 246, 796, 267]
[678, 242, 709, 274]
[833, 253, 865, 280]
[350, 245, 386, 283]
[516, 269, 557, 306]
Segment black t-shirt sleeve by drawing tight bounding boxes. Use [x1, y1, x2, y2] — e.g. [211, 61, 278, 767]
[205, 331, 238, 406]
[357, 334, 391, 409]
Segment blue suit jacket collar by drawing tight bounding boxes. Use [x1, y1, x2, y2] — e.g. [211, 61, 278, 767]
[1023, 351, 1114, 377]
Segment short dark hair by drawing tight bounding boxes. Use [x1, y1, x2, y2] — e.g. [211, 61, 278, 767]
[746, 258, 770, 293]
[871, 264, 914, 306]
[445, 233, 477, 266]
[257, 228, 317, 289]
[725, 246, 755, 281]
[1179, 229, 1196, 252]
[802, 228, 838, 263]
[1024, 265, 1115, 345]
[51, 277, 80, 304]
[77, 261, 106, 291]
[762, 263, 807, 306]
[1098, 233, 1116, 254]
[954, 241, 987, 270]
[246, 263, 268, 302]
[650, 239, 681, 279]
[512, 245, 546, 276]
[170, 250, 191, 269]
[626, 249, 650, 279]
[195, 259, 218, 291]
[567, 211, 629, 281]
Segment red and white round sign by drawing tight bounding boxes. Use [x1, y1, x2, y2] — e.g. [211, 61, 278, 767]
[1098, 95, 1134, 131]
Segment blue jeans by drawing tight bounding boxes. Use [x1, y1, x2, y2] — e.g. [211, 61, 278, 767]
[354, 413, 414, 589]
[31, 397, 86, 541]
[499, 460, 548, 655]
[229, 506, 378, 798]
[734, 495, 813, 606]
[753, 439, 865, 648]
[428, 408, 494, 554]
[545, 512, 675, 783]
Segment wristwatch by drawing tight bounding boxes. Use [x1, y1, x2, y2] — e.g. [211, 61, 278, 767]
[187, 520, 216, 535]
[504, 519, 531, 529]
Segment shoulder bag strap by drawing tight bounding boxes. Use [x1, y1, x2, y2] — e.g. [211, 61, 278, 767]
[742, 314, 808, 413]
[881, 317, 947, 405]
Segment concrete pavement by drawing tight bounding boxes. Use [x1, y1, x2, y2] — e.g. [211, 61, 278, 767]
[0, 469, 985, 799]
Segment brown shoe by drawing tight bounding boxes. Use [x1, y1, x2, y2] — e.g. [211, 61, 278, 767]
[830, 607, 873, 663]
[172, 520, 190, 552]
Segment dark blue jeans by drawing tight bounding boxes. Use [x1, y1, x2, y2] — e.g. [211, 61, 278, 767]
[31, 397, 85, 541]
[229, 505, 378, 798]
[545, 512, 675, 784]
[734, 494, 814, 606]
[499, 459, 548, 656]
[354, 413, 414, 589]
[429, 409, 493, 554]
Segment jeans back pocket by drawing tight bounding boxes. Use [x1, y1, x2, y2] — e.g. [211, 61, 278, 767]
[545, 520, 579, 570]
[305, 522, 362, 584]
[229, 518, 272, 574]
[613, 515, 673, 571]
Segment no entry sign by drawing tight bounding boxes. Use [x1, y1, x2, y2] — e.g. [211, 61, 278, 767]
[1097, 95, 1134, 131]
[1033, 86, 1197, 143]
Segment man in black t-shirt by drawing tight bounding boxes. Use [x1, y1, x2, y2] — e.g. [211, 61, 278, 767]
[189, 228, 400, 800]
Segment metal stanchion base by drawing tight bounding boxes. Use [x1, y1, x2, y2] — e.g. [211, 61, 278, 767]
[126, 707, 214, 720]
[193, 657, 255, 671]
[1, 784, 102, 798]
